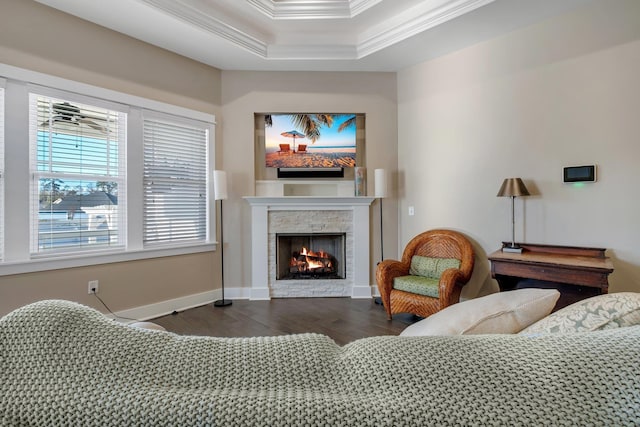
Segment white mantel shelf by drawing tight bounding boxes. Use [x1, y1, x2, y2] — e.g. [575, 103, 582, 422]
[244, 196, 375, 207]
[244, 196, 375, 300]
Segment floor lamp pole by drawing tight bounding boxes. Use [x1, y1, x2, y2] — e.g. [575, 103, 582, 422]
[379, 198, 384, 261]
[374, 197, 384, 305]
[214, 198, 232, 307]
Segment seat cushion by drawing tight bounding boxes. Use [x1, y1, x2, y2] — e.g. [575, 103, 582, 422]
[409, 256, 461, 279]
[393, 275, 439, 298]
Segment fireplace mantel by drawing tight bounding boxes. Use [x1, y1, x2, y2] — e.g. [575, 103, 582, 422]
[244, 196, 375, 207]
[244, 196, 375, 299]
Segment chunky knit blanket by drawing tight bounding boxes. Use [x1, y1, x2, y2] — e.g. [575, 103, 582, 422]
[1, 300, 639, 426]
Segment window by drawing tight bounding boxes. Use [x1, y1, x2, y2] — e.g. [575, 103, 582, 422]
[29, 93, 127, 255]
[143, 114, 208, 246]
[0, 63, 216, 275]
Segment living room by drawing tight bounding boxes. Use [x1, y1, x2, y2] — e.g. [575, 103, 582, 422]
[2, 1, 640, 424]
[0, 0, 638, 321]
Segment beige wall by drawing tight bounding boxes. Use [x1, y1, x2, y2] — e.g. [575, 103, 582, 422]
[0, 0, 221, 112]
[220, 71, 398, 290]
[397, 0, 640, 297]
[1, 254, 215, 315]
[0, 0, 223, 316]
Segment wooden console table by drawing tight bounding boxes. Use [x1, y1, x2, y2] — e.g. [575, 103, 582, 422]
[488, 243, 614, 310]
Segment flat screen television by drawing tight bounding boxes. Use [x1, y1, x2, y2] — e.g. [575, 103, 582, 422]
[264, 114, 357, 177]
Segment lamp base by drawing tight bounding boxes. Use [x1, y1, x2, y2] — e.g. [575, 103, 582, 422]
[213, 299, 232, 307]
[502, 246, 524, 254]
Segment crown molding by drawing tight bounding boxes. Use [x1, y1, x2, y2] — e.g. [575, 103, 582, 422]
[268, 44, 358, 60]
[358, 0, 495, 57]
[141, 0, 495, 60]
[246, 0, 382, 20]
[349, 0, 383, 17]
[140, 0, 268, 57]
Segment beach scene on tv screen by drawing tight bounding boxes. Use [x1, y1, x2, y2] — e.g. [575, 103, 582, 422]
[265, 114, 357, 168]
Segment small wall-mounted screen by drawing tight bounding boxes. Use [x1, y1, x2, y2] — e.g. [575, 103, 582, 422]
[563, 165, 596, 183]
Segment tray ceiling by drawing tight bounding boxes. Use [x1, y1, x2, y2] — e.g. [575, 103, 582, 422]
[35, 0, 590, 71]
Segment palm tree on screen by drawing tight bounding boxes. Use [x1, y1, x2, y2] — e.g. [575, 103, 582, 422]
[265, 114, 355, 143]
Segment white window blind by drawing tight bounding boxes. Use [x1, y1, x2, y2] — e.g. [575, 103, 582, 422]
[29, 93, 127, 255]
[143, 115, 209, 246]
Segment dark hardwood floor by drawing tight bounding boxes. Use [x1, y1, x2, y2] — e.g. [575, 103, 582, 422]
[151, 297, 417, 345]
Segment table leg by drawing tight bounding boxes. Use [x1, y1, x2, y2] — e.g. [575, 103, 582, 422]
[494, 275, 521, 292]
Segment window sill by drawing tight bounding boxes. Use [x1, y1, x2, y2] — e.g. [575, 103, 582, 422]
[0, 242, 218, 276]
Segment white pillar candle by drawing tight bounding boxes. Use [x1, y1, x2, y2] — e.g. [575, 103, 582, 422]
[374, 169, 387, 198]
[213, 170, 228, 200]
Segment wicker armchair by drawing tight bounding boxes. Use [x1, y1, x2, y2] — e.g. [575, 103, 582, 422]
[376, 229, 475, 320]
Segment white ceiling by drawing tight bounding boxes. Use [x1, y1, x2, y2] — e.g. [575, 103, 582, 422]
[35, 0, 590, 72]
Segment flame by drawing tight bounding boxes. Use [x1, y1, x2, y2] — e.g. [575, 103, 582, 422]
[306, 258, 324, 270]
[300, 247, 332, 258]
[289, 246, 335, 273]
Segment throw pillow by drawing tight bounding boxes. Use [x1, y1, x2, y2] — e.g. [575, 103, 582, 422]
[519, 292, 640, 334]
[400, 288, 560, 336]
[409, 256, 461, 279]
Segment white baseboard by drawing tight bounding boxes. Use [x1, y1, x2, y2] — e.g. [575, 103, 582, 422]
[114, 284, 379, 321]
[250, 287, 271, 300]
[113, 286, 254, 321]
[351, 285, 374, 299]
[114, 290, 219, 321]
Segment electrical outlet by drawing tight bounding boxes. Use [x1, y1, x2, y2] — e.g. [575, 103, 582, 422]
[88, 280, 99, 294]
[408, 206, 415, 216]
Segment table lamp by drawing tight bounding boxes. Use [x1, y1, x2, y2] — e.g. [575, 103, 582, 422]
[496, 177, 530, 253]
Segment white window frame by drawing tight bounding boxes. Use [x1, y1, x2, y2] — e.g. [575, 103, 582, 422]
[28, 88, 128, 257]
[0, 78, 5, 261]
[0, 63, 216, 276]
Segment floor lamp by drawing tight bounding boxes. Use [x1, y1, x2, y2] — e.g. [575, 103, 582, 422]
[213, 170, 232, 307]
[374, 169, 387, 305]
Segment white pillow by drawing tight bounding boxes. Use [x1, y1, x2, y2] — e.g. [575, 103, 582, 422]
[400, 288, 560, 336]
[519, 292, 640, 334]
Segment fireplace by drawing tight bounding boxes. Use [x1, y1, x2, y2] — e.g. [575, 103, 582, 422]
[245, 196, 375, 299]
[277, 233, 346, 280]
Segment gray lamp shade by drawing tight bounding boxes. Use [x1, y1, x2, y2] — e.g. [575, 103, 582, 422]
[496, 178, 530, 197]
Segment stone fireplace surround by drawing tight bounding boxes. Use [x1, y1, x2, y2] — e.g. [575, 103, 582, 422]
[245, 197, 375, 299]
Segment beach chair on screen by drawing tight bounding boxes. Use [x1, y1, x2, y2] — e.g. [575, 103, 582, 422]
[278, 144, 291, 154]
[296, 144, 307, 154]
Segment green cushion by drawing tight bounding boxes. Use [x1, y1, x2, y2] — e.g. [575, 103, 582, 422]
[393, 275, 440, 298]
[409, 256, 461, 279]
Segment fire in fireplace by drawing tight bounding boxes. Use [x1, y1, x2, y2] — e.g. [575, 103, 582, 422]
[276, 233, 346, 280]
